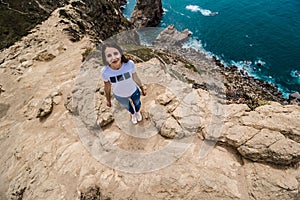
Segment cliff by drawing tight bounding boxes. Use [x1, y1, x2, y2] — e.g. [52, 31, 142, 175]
[0, 0, 68, 50]
[130, 0, 163, 27]
[0, 0, 132, 50]
[0, 1, 299, 200]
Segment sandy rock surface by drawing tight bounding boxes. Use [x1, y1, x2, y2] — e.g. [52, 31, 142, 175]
[0, 6, 299, 200]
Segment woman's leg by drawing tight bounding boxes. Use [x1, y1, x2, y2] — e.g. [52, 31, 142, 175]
[130, 88, 141, 113]
[114, 94, 135, 114]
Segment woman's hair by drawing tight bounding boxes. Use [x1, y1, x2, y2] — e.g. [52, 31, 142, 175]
[101, 42, 129, 65]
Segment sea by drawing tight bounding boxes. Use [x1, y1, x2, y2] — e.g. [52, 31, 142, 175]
[123, 0, 300, 98]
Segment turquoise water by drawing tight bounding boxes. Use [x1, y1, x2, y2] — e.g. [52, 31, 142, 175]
[123, 0, 300, 97]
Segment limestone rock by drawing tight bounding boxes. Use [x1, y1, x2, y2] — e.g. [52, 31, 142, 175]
[212, 57, 289, 108]
[242, 103, 300, 143]
[160, 116, 183, 138]
[33, 49, 56, 62]
[172, 90, 201, 135]
[36, 95, 53, 118]
[217, 124, 259, 147]
[289, 92, 300, 105]
[52, 94, 62, 105]
[147, 100, 167, 131]
[130, 0, 164, 27]
[289, 92, 300, 100]
[97, 112, 114, 127]
[244, 162, 300, 200]
[203, 102, 300, 166]
[153, 25, 192, 48]
[36, 91, 62, 119]
[156, 91, 175, 105]
[238, 129, 300, 165]
[23, 98, 40, 120]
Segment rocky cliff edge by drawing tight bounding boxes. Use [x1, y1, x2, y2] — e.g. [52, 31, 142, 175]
[0, 5, 299, 200]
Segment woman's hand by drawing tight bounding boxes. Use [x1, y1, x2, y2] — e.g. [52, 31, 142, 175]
[106, 100, 112, 107]
[104, 81, 112, 107]
[132, 73, 147, 96]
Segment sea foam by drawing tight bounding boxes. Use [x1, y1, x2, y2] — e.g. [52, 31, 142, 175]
[186, 5, 218, 16]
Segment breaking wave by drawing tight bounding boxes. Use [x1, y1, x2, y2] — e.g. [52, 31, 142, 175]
[183, 37, 294, 98]
[186, 5, 218, 16]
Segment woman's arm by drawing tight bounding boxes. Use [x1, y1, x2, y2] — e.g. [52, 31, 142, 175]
[104, 81, 112, 107]
[132, 72, 147, 96]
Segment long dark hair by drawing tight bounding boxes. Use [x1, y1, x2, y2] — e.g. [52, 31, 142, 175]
[101, 42, 129, 66]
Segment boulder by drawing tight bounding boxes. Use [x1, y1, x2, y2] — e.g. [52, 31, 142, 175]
[289, 92, 300, 105]
[156, 91, 175, 105]
[36, 91, 62, 119]
[97, 112, 114, 127]
[153, 25, 192, 48]
[289, 92, 300, 100]
[238, 129, 300, 165]
[160, 116, 183, 138]
[36, 95, 53, 118]
[203, 103, 300, 166]
[130, 0, 163, 27]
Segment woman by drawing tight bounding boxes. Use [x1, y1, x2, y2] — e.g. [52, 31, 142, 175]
[100, 43, 147, 124]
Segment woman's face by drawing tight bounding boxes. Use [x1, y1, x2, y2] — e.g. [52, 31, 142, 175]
[105, 47, 121, 69]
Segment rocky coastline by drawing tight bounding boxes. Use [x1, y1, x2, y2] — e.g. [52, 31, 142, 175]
[0, 1, 299, 200]
[150, 25, 299, 109]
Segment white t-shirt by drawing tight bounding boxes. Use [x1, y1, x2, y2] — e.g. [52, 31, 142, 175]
[101, 60, 137, 97]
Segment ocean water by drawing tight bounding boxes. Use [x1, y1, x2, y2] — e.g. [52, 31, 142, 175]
[123, 0, 300, 97]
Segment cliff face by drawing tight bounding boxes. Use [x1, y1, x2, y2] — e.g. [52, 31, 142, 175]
[113, 0, 127, 9]
[57, 0, 133, 43]
[0, 0, 68, 50]
[0, 0, 133, 49]
[130, 0, 163, 27]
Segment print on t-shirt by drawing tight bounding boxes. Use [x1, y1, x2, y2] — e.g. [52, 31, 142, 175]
[109, 72, 131, 83]
[124, 72, 131, 79]
[117, 74, 124, 82]
[110, 76, 116, 83]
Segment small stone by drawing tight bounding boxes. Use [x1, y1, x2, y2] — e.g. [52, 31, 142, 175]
[289, 92, 300, 100]
[36, 96, 53, 118]
[53, 95, 62, 105]
[156, 91, 175, 105]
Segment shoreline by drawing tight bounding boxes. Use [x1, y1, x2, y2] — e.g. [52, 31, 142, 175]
[182, 36, 298, 99]
[144, 25, 299, 109]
